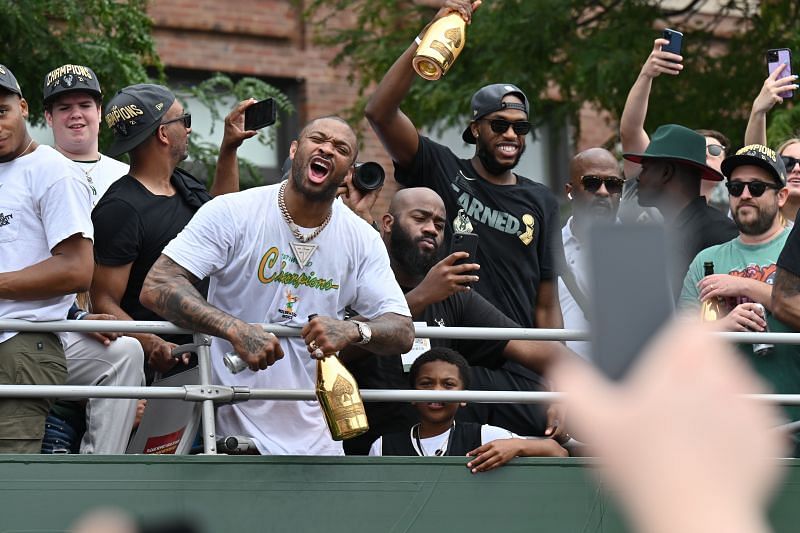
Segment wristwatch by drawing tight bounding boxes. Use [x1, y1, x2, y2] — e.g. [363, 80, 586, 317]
[351, 320, 372, 345]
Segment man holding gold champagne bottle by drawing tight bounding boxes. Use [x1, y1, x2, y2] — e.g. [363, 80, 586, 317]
[140, 116, 414, 455]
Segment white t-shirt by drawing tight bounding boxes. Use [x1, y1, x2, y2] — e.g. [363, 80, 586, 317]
[0, 145, 93, 345]
[557, 217, 592, 360]
[72, 154, 129, 207]
[368, 424, 517, 456]
[162, 183, 411, 455]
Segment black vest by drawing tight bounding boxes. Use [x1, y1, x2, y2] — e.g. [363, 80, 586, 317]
[381, 422, 482, 456]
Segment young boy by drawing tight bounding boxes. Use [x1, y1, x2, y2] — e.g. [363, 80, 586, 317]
[369, 347, 567, 472]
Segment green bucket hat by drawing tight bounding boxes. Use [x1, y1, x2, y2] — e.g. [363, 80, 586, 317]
[623, 124, 724, 182]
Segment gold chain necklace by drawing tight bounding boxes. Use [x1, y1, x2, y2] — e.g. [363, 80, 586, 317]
[278, 181, 332, 243]
[278, 181, 332, 268]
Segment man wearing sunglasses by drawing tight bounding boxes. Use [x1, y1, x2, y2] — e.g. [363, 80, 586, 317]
[679, 145, 789, 333]
[559, 148, 624, 360]
[91, 84, 252, 380]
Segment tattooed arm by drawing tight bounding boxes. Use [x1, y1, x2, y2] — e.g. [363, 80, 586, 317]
[141, 254, 283, 371]
[301, 313, 415, 357]
[771, 267, 800, 330]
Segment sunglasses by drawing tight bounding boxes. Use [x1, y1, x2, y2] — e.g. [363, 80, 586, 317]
[781, 155, 800, 169]
[478, 118, 532, 136]
[160, 113, 192, 129]
[580, 175, 625, 195]
[725, 180, 781, 197]
[706, 144, 724, 157]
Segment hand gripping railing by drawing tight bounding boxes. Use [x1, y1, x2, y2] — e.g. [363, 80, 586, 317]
[0, 319, 799, 454]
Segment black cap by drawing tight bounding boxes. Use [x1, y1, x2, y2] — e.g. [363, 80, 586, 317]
[43, 64, 102, 105]
[0, 64, 22, 97]
[462, 83, 529, 144]
[721, 144, 787, 187]
[104, 84, 175, 157]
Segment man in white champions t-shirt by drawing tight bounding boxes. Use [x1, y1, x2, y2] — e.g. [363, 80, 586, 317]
[141, 116, 415, 455]
[0, 64, 94, 453]
[42, 63, 144, 454]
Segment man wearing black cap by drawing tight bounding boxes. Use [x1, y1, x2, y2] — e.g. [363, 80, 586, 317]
[622, 123, 737, 294]
[679, 144, 790, 330]
[365, 0, 563, 436]
[0, 64, 94, 452]
[43, 64, 129, 206]
[90, 84, 249, 380]
[41, 64, 145, 454]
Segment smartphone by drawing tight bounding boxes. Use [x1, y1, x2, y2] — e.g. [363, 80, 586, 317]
[449, 232, 478, 266]
[662, 28, 683, 58]
[767, 48, 793, 99]
[588, 223, 674, 381]
[244, 97, 277, 131]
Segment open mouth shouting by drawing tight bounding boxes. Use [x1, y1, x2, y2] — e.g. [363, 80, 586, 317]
[308, 155, 333, 184]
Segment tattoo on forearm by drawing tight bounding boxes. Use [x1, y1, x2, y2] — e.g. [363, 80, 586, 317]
[361, 313, 415, 354]
[143, 256, 240, 339]
[774, 268, 800, 299]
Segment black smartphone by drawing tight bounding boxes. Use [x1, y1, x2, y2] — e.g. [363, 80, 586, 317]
[244, 97, 277, 131]
[449, 232, 479, 266]
[767, 48, 793, 99]
[588, 223, 674, 381]
[662, 28, 683, 58]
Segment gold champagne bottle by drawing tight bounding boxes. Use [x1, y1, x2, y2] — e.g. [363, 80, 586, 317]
[700, 261, 724, 321]
[413, 13, 467, 80]
[309, 315, 369, 440]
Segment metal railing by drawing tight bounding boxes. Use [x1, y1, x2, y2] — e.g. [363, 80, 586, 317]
[0, 319, 798, 454]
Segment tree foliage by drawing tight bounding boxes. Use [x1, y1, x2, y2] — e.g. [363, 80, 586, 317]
[305, 0, 800, 151]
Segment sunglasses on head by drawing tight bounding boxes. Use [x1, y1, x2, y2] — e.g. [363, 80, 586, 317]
[725, 180, 781, 197]
[478, 118, 532, 136]
[160, 113, 192, 129]
[781, 155, 800, 169]
[580, 175, 625, 195]
[706, 144, 724, 157]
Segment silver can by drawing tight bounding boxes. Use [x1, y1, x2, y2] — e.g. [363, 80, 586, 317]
[223, 352, 249, 374]
[752, 303, 774, 356]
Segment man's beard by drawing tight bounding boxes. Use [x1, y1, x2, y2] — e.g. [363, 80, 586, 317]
[476, 140, 525, 176]
[734, 202, 779, 236]
[390, 222, 440, 279]
[291, 155, 342, 203]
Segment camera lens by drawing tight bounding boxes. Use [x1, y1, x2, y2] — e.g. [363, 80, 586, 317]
[768, 50, 779, 61]
[353, 162, 385, 192]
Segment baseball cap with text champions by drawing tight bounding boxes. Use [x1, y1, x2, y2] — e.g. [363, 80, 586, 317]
[104, 84, 176, 157]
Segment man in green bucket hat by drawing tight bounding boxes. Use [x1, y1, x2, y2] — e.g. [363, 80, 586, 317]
[623, 124, 737, 296]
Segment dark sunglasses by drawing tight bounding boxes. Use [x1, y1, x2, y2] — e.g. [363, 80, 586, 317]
[580, 175, 625, 195]
[725, 180, 781, 197]
[706, 144, 724, 157]
[160, 113, 192, 129]
[781, 155, 800, 169]
[478, 118, 532, 136]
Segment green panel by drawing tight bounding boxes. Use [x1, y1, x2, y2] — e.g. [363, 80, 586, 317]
[0, 456, 798, 532]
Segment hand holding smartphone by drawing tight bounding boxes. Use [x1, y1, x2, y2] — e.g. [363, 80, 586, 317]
[449, 233, 479, 286]
[661, 28, 683, 59]
[767, 48, 794, 99]
[244, 97, 277, 131]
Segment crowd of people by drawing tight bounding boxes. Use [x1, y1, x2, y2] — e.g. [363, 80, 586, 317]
[0, 2, 798, 524]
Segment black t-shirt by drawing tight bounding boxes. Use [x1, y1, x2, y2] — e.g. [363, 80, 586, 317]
[344, 289, 517, 455]
[672, 196, 738, 296]
[393, 135, 563, 329]
[777, 213, 800, 276]
[92, 172, 210, 322]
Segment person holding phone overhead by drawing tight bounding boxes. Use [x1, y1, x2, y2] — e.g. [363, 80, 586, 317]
[744, 51, 800, 224]
[365, 0, 566, 437]
[618, 32, 733, 221]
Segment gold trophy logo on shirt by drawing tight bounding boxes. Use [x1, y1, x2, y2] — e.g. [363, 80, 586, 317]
[453, 209, 474, 234]
[519, 214, 535, 245]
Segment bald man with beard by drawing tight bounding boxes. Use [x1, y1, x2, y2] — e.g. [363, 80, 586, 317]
[558, 148, 625, 360]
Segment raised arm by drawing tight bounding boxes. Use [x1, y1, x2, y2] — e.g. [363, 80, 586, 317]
[0, 233, 92, 300]
[209, 99, 258, 197]
[620, 38, 682, 179]
[743, 65, 798, 147]
[364, 0, 479, 168]
[140, 255, 283, 371]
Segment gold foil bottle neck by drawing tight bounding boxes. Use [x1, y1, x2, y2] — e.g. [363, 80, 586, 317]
[316, 353, 369, 441]
[413, 13, 467, 80]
